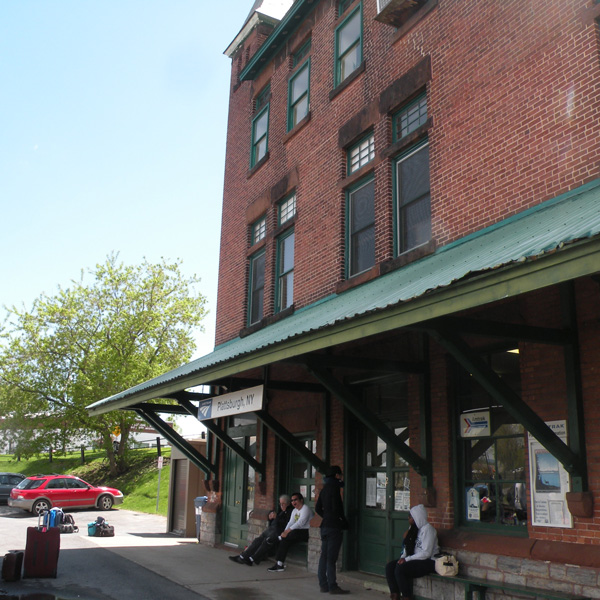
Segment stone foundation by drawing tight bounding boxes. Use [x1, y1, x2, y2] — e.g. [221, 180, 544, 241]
[412, 548, 600, 600]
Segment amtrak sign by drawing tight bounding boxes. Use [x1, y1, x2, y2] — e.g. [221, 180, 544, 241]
[460, 410, 491, 437]
[196, 385, 264, 421]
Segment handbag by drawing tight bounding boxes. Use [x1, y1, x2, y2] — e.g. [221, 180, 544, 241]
[434, 552, 459, 576]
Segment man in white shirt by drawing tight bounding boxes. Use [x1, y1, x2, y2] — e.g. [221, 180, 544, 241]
[267, 491, 312, 572]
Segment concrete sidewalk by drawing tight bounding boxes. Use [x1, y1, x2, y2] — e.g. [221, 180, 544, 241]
[0, 506, 389, 600]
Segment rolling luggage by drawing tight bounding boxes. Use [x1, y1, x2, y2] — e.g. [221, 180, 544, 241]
[23, 514, 60, 578]
[1, 550, 24, 581]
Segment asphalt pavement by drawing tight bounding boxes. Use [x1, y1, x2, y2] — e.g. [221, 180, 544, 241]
[0, 504, 389, 600]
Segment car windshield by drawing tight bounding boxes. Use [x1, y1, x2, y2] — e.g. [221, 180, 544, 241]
[16, 478, 45, 490]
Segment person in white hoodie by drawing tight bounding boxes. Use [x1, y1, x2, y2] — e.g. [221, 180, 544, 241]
[385, 504, 439, 600]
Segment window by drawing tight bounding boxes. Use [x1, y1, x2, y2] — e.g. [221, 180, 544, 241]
[248, 251, 265, 325]
[456, 350, 527, 530]
[348, 133, 374, 174]
[252, 217, 266, 245]
[393, 94, 428, 142]
[293, 38, 311, 68]
[335, 4, 362, 86]
[395, 141, 431, 254]
[276, 229, 294, 312]
[348, 177, 375, 277]
[288, 59, 310, 130]
[279, 193, 297, 224]
[338, 0, 354, 15]
[251, 86, 270, 167]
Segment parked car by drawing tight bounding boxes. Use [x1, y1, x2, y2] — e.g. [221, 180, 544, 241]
[0, 473, 26, 503]
[8, 474, 124, 515]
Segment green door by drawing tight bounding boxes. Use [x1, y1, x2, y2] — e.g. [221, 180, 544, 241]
[223, 446, 247, 547]
[358, 425, 410, 575]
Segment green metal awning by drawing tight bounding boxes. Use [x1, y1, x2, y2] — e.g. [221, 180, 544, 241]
[88, 179, 600, 416]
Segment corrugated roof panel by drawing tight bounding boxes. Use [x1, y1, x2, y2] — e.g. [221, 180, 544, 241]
[88, 179, 600, 411]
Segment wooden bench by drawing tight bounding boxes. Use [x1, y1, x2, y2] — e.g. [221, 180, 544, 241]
[426, 574, 591, 600]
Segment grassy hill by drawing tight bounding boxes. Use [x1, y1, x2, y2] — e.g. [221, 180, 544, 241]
[0, 448, 172, 516]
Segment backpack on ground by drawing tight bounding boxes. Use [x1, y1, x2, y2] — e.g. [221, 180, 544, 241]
[59, 513, 79, 534]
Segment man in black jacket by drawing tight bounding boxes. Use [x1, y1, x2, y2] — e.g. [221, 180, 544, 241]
[315, 466, 350, 595]
[229, 494, 292, 566]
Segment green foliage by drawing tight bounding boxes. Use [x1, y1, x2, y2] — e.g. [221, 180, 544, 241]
[0, 447, 172, 516]
[0, 254, 206, 474]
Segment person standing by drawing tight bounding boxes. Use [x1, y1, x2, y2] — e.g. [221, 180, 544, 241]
[315, 466, 350, 595]
[229, 494, 292, 566]
[385, 504, 439, 600]
[267, 492, 312, 572]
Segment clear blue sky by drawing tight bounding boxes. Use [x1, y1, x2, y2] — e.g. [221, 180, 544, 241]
[0, 0, 253, 359]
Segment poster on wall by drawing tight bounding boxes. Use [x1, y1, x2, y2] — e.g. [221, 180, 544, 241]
[466, 487, 481, 521]
[528, 420, 572, 528]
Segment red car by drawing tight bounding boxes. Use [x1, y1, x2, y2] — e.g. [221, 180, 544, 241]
[8, 474, 124, 515]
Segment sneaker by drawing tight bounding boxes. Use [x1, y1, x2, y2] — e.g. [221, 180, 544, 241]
[267, 564, 285, 572]
[228, 555, 244, 564]
[242, 556, 253, 566]
[329, 587, 350, 594]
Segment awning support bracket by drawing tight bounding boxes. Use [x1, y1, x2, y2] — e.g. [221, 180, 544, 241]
[427, 326, 585, 477]
[134, 407, 217, 476]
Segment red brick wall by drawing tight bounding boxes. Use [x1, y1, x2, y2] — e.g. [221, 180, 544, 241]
[216, 0, 600, 345]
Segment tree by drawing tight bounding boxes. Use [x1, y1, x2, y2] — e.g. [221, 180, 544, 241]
[0, 254, 207, 474]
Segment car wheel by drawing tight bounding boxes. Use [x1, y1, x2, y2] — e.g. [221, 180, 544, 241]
[32, 499, 51, 516]
[98, 495, 114, 510]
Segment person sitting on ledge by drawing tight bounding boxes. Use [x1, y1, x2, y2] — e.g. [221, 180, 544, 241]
[385, 504, 439, 600]
[229, 494, 292, 566]
[267, 491, 313, 572]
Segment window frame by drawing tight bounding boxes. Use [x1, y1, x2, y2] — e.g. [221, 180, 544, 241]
[247, 250, 266, 326]
[275, 227, 295, 313]
[334, 3, 363, 87]
[392, 93, 428, 143]
[347, 132, 375, 175]
[278, 193, 297, 225]
[252, 216, 266, 245]
[454, 350, 528, 534]
[346, 175, 376, 278]
[250, 86, 270, 168]
[287, 58, 311, 131]
[393, 139, 431, 256]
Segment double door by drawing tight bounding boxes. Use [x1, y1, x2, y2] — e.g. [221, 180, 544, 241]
[358, 426, 410, 575]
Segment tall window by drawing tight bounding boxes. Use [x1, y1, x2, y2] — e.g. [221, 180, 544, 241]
[288, 59, 310, 130]
[348, 133, 374, 174]
[248, 251, 265, 325]
[276, 194, 296, 312]
[276, 230, 294, 312]
[335, 4, 362, 87]
[395, 142, 431, 254]
[456, 350, 527, 530]
[251, 86, 270, 167]
[348, 177, 375, 277]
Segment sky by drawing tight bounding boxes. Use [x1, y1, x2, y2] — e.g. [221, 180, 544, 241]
[0, 0, 257, 435]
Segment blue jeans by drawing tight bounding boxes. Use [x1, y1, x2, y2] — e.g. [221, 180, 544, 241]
[318, 527, 344, 590]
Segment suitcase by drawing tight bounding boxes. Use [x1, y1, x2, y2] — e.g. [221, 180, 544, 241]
[23, 515, 60, 578]
[1, 550, 24, 582]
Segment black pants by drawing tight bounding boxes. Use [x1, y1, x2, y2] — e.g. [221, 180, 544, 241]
[275, 529, 309, 563]
[318, 527, 344, 590]
[241, 525, 278, 564]
[385, 558, 435, 597]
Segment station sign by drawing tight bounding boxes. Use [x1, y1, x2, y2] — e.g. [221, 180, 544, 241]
[196, 385, 264, 421]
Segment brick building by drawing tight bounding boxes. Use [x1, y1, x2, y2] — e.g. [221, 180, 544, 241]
[90, 0, 600, 597]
